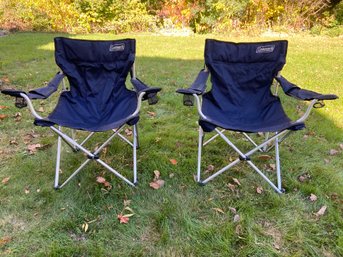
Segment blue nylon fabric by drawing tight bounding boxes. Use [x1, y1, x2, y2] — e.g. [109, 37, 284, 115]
[35, 37, 139, 131]
[200, 39, 305, 133]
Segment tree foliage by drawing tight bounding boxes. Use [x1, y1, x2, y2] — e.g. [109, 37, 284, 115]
[0, 0, 342, 34]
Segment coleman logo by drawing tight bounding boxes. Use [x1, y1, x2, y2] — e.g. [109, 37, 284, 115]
[109, 43, 125, 52]
[256, 45, 275, 54]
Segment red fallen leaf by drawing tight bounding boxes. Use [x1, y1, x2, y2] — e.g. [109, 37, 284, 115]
[2, 177, 10, 184]
[169, 159, 177, 165]
[149, 179, 165, 189]
[0, 236, 12, 247]
[0, 114, 8, 120]
[0, 105, 8, 109]
[232, 178, 241, 186]
[309, 193, 317, 202]
[329, 149, 339, 156]
[256, 186, 263, 194]
[117, 213, 129, 224]
[212, 207, 225, 214]
[315, 205, 327, 217]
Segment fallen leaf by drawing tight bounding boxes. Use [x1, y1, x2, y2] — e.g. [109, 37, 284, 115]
[309, 193, 317, 202]
[232, 178, 241, 186]
[96, 176, 106, 184]
[169, 159, 177, 165]
[81, 222, 89, 232]
[329, 149, 339, 156]
[124, 199, 131, 207]
[147, 111, 156, 117]
[228, 207, 237, 214]
[38, 107, 44, 113]
[0, 105, 8, 109]
[227, 183, 236, 192]
[235, 224, 242, 235]
[149, 179, 165, 189]
[268, 163, 276, 171]
[273, 243, 280, 250]
[258, 154, 272, 160]
[117, 213, 129, 224]
[212, 207, 225, 214]
[24, 187, 30, 194]
[233, 214, 240, 223]
[169, 173, 175, 178]
[124, 128, 132, 136]
[298, 173, 311, 183]
[153, 170, 160, 179]
[14, 112, 22, 122]
[27, 143, 42, 154]
[9, 139, 18, 145]
[315, 205, 327, 217]
[0, 114, 8, 120]
[256, 186, 263, 194]
[2, 177, 10, 184]
[0, 236, 11, 247]
[339, 144, 343, 150]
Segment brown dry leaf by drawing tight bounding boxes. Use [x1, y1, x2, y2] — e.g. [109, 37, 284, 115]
[235, 224, 242, 235]
[153, 170, 160, 179]
[96, 176, 106, 184]
[256, 186, 264, 194]
[38, 107, 44, 113]
[0, 236, 12, 247]
[298, 173, 311, 183]
[24, 187, 30, 194]
[269, 163, 276, 171]
[149, 179, 165, 189]
[14, 112, 22, 122]
[329, 149, 339, 156]
[315, 205, 327, 217]
[339, 144, 343, 150]
[124, 128, 132, 136]
[212, 207, 225, 214]
[117, 213, 129, 224]
[124, 200, 131, 206]
[258, 154, 272, 160]
[169, 159, 177, 165]
[229, 207, 237, 214]
[81, 222, 89, 232]
[2, 177, 10, 184]
[169, 173, 175, 178]
[9, 139, 18, 145]
[232, 178, 241, 186]
[147, 111, 156, 117]
[205, 164, 215, 173]
[0, 114, 8, 120]
[233, 214, 240, 223]
[227, 183, 236, 192]
[309, 193, 317, 202]
[27, 143, 42, 154]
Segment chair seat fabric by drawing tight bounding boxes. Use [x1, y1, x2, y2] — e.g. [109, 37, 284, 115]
[200, 91, 304, 132]
[35, 89, 139, 131]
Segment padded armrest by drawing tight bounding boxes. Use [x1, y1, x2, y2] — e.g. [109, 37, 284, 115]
[130, 77, 161, 104]
[276, 76, 338, 101]
[1, 89, 27, 97]
[28, 72, 65, 99]
[176, 69, 209, 95]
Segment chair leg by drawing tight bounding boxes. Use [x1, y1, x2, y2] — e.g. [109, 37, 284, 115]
[54, 128, 62, 190]
[197, 126, 204, 184]
[275, 134, 282, 191]
[133, 124, 138, 185]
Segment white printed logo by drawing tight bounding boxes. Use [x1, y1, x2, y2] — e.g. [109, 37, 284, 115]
[109, 43, 125, 52]
[256, 45, 275, 54]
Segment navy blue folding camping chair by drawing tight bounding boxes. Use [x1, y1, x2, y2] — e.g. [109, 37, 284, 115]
[177, 39, 338, 193]
[2, 37, 161, 189]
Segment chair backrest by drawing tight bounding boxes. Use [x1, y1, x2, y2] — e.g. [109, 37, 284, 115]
[204, 39, 288, 110]
[54, 37, 135, 99]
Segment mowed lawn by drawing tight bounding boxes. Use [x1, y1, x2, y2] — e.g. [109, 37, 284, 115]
[0, 33, 342, 256]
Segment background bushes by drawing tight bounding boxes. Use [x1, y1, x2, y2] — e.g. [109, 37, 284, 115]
[0, 0, 342, 34]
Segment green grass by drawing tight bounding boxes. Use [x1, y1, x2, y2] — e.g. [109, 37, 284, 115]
[0, 32, 342, 256]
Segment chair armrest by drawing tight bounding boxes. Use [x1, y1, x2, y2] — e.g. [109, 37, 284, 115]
[27, 72, 65, 99]
[130, 77, 161, 105]
[275, 76, 338, 101]
[176, 69, 209, 95]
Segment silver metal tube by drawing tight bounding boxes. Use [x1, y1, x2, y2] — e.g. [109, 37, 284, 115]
[116, 132, 134, 147]
[54, 126, 62, 188]
[215, 128, 246, 158]
[275, 135, 282, 190]
[19, 93, 43, 120]
[58, 159, 91, 189]
[96, 159, 135, 187]
[203, 129, 225, 146]
[194, 94, 207, 120]
[296, 99, 317, 123]
[242, 132, 264, 152]
[133, 125, 138, 184]
[197, 126, 204, 182]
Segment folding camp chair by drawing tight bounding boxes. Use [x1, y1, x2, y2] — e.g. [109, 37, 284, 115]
[1, 37, 161, 189]
[177, 39, 338, 193]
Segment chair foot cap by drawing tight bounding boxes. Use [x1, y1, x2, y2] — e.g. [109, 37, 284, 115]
[54, 186, 60, 190]
[198, 181, 206, 186]
[134, 182, 138, 186]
